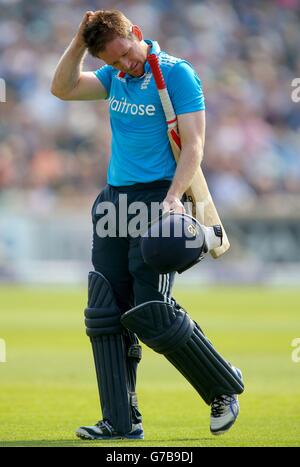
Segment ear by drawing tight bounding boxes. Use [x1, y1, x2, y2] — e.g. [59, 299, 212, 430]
[131, 25, 143, 41]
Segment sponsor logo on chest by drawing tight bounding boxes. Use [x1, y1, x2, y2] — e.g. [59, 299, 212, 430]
[109, 96, 156, 116]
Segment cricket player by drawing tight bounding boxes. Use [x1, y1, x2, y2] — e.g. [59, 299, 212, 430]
[51, 9, 244, 440]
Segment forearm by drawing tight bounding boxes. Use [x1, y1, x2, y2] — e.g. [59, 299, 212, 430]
[51, 37, 87, 97]
[168, 142, 204, 199]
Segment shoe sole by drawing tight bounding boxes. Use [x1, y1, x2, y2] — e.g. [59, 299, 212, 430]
[75, 430, 144, 441]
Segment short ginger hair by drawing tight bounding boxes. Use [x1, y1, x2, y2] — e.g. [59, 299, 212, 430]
[83, 10, 133, 57]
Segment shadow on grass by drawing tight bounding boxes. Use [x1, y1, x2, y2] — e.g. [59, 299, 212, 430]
[0, 438, 214, 447]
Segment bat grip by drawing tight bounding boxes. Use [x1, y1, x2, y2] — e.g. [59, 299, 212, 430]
[148, 53, 165, 90]
[148, 54, 177, 123]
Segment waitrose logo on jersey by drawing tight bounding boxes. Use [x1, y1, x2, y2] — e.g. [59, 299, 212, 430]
[109, 96, 156, 116]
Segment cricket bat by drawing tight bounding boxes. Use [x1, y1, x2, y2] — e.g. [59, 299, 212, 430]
[147, 53, 230, 258]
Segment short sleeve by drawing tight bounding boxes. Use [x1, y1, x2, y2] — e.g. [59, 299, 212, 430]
[167, 61, 205, 115]
[94, 65, 113, 98]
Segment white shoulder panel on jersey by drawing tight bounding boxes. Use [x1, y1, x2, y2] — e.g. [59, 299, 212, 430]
[159, 52, 182, 68]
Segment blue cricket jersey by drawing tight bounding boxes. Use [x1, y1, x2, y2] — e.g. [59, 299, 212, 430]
[94, 40, 205, 186]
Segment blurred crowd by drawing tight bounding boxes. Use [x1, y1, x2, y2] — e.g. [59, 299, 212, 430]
[1, 0, 300, 214]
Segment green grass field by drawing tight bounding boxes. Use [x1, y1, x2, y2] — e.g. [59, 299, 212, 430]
[0, 285, 299, 447]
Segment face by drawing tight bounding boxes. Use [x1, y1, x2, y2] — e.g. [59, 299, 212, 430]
[97, 36, 148, 77]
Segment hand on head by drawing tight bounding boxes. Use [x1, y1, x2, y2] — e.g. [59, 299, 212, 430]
[75, 11, 96, 47]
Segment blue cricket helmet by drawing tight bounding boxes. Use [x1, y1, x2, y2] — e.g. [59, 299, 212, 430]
[140, 212, 207, 274]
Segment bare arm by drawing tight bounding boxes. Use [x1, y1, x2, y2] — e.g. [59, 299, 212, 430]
[51, 11, 107, 101]
[163, 110, 205, 212]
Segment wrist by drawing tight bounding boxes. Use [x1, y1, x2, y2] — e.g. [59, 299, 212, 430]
[166, 190, 183, 201]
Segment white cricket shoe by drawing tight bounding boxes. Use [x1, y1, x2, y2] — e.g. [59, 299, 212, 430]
[210, 367, 242, 436]
[76, 419, 144, 440]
